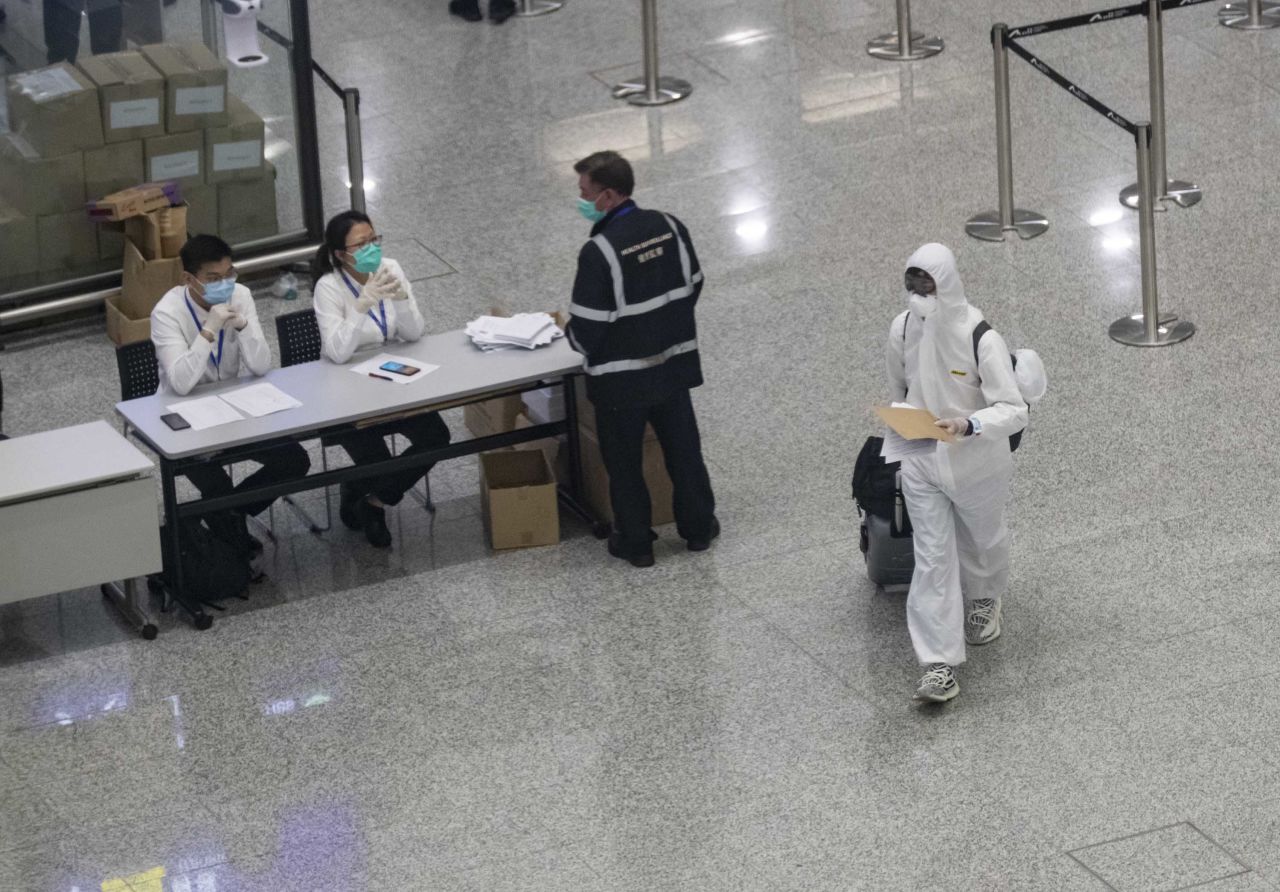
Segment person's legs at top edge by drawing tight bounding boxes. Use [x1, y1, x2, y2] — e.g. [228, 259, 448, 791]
[900, 452, 965, 703]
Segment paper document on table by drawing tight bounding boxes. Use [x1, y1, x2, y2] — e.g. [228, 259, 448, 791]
[166, 395, 244, 431]
[874, 404, 955, 443]
[349, 353, 439, 385]
[218, 382, 302, 418]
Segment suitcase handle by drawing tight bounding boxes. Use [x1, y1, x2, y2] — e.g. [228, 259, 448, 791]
[893, 470, 904, 534]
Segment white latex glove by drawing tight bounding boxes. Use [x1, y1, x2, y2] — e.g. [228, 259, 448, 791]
[935, 417, 971, 439]
[204, 302, 237, 332]
[384, 276, 409, 301]
[354, 271, 395, 314]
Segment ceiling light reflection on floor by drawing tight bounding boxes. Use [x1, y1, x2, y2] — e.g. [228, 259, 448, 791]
[1088, 207, 1124, 226]
[735, 218, 769, 243]
[1101, 234, 1133, 252]
[717, 28, 769, 46]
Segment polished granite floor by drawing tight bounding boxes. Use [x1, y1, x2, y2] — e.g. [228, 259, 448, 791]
[5, 0, 1280, 888]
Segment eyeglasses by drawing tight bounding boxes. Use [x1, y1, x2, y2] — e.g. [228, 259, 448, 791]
[197, 267, 238, 284]
[345, 234, 382, 252]
[904, 269, 936, 295]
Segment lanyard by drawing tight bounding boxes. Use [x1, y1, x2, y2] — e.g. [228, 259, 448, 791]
[185, 294, 224, 368]
[340, 270, 388, 339]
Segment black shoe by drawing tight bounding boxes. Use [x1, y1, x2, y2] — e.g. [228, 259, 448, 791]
[449, 0, 482, 21]
[686, 518, 721, 552]
[489, 1, 516, 23]
[359, 499, 392, 548]
[608, 535, 654, 568]
[339, 483, 363, 531]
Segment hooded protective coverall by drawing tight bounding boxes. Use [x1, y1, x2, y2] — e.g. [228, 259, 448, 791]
[885, 244, 1028, 667]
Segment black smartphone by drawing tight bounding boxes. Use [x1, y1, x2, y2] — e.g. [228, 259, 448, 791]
[161, 412, 191, 431]
[379, 361, 420, 377]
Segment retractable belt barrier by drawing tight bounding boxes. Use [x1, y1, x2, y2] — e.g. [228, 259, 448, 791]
[1003, 40, 1137, 133]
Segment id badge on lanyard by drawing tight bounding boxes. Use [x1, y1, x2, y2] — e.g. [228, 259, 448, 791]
[185, 294, 224, 369]
[341, 270, 388, 339]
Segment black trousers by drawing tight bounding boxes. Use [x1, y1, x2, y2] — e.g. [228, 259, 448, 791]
[183, 442, 311, 518]
[338, 411, 450, 506]
[594, 388, 716, 555]
[43, 0, 121, 64]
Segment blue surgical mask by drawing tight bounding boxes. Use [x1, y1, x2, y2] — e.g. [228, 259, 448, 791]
[577, 197, 606, 223]
[352, 242, 382, 274]
[202, 277, 236, 304]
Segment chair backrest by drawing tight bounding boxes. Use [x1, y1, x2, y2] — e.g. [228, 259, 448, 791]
[115, 340, 160, 401]
[275, 309, 322, 368]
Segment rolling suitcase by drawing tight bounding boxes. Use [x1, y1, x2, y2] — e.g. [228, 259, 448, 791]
[852, 436, 914, 589]
[859, 469, 914, 588]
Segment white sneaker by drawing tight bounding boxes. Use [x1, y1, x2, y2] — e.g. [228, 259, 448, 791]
[964, 598, 1001, 646]
[913, 663, 959, 702]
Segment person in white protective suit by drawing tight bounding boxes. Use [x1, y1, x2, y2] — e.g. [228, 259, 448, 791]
[885, 243, 1029, 703]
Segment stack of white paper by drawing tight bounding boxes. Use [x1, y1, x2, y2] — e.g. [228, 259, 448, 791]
[465, 313, 563, 351]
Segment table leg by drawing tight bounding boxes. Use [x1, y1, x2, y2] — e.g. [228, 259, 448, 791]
[101, 578, 159, 640]
[160, 461, 213, 631]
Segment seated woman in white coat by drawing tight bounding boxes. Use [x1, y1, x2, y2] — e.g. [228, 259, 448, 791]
[313, 211, 451, 548]
[885, 243, 1029, 704]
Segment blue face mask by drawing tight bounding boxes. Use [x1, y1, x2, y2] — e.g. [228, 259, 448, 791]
[577, 197, 606, 223]
[201, 277, 236, 305]
[351, 242, 382, 274]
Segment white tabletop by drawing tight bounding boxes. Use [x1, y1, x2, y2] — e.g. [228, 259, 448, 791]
[0, 420, 156, 506]
[115, 330, 585, 460]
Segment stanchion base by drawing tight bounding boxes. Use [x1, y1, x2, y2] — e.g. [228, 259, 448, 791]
[1219, 1, 1280, 29]
[612, 76, 693, 105]
[964, 209, 1050, 242]
[1119, 179, 1203, 210]
[866, 32, 944, 60]
[516, 0, 562, 15]
[1108, 313, 1196, 347]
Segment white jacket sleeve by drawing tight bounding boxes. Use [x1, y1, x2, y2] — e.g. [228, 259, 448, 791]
[233, 287, 272, 377]
[386, 260, 426, 343]
[884, 310, 909, 402]
[152, 302, 215, 397]
[972, 330, 1029, 438]
[314, 272, 368, 364]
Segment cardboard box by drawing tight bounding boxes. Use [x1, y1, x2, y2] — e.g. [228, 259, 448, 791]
[104, 291, 151, 345]
[144, 130, 203, 189]
[0, 133, 84, 217]
[37, 210, 100, 272]
[0, 205, 39, 279]
[579, 422, 674, 526]
[121, 236, 182, 318]
[522, 386, 565, 425]
[140, 42, 228, 133]
[84, 140, 144, 200]
[5, 63, 104, 157]
[125, 205, 187, 259]
[511, 412, 570, 483]
[86, 181, 181, 221]
[184, 183, 218, 237]
[77, 51, 166, 144]
[217, 160, 277, 243]
[464, 393, 525, 438]
[204, 95, 264, 184]
[480, 450, 560, 550]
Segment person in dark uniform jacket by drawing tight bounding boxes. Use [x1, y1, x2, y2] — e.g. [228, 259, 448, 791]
[566, 150, 719, 568]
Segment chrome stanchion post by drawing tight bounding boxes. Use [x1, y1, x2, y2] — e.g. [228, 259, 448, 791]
[343, 88, 366, 213]
[965, 24, 1049, 242]
[516, 0, 563, 18]
[1110, 124, 1195, 347]
[867, 0, 944, 60]
[1120, 0, 1201, 209]
[1220, 0, 1280, 29]
[611, 0, 693, 106]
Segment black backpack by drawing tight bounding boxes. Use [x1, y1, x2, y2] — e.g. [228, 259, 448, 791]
[900, 313, 1026, 452]
[160, 512, 254, 605]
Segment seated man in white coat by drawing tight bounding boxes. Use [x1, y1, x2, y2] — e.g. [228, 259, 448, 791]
[885, 243, 1028, 703]
[150, 234, 310, 550]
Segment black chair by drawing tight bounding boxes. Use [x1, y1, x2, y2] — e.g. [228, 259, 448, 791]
[113, 339, 278, 542]
[274, 309, 435, 527]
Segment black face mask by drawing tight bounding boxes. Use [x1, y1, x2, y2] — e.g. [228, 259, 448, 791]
[904, 268, 937, 296]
